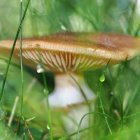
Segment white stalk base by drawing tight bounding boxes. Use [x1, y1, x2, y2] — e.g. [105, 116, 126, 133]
[48, 74, 95, 107]
[48, 74, 95, 135]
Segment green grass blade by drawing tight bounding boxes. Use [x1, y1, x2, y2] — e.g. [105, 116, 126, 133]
[0, 0, 31, 102]
[99, 82, 112, 135]
[19, 0, 24, 117]
[42, 72, 53, 140]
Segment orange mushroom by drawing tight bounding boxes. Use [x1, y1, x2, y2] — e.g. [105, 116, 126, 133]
[0, 32, 140, 108]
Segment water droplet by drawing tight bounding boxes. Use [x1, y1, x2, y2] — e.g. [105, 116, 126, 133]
[0, 72, 4, 76]
[37, 64, 45, 73]
[0, 108, 5, 120]
[43, 89, 49, 96]
[47, 124, 50, 130]
[110, 92, 114, 96]
[60, 24, 67, 31]
[99, 74, 105, 82]
[43, 89, 47, 93]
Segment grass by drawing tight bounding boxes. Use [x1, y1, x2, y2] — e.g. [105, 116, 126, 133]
[0, 0, 140, 140]
[0, 0, 30, 101]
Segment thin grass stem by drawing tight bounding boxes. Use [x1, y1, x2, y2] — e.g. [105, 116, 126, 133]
[0, 0, 31, 102]
[42, 72, 53, 140]
[60, 111, 114, 140]
[69, 74, 93, 139]
[37, 52, 53, 140]
[69, 74, 91, 110]
[76, 110, 114, 140]
[124, 79, 140, 115]
[19, 0, 24, 124]
[8, 96, 19, 127]
[99, 83, 112, 135]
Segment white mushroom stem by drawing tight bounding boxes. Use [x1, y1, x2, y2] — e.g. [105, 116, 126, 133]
[48, 74, 95, 108]
[48, 74, 95, 133]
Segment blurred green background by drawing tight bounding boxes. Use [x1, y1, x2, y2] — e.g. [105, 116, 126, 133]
[0, 0, 140, 139]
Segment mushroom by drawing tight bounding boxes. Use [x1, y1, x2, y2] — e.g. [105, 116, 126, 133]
[0, 32, 140, 132]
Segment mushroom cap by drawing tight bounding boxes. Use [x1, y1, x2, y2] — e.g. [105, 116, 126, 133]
[0, 32, 139, 73]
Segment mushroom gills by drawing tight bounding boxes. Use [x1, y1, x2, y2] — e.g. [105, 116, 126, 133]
[0, 32, 139, 73]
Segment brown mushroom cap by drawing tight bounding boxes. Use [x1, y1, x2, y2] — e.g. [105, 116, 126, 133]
[0, 32, 139, 72]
